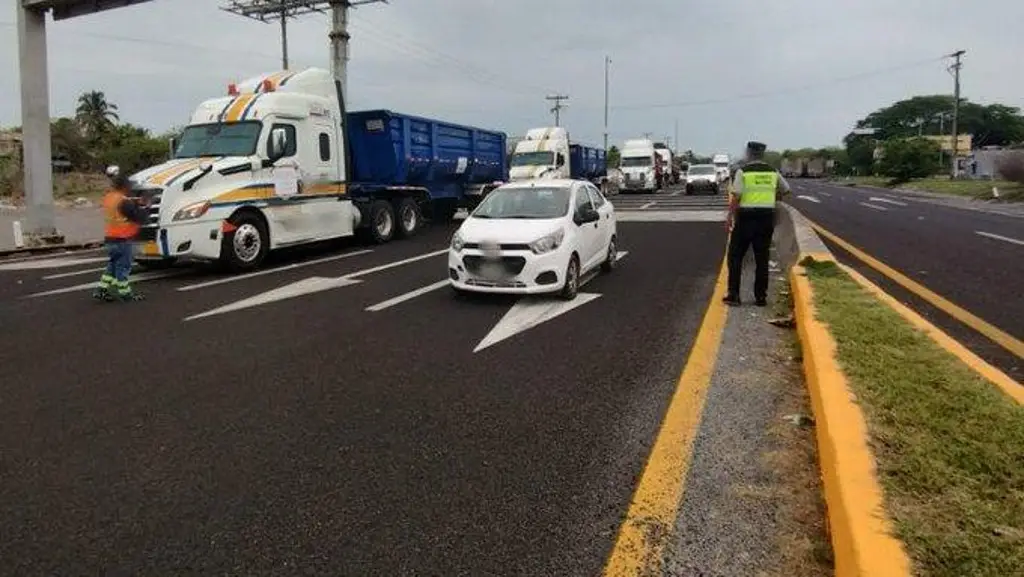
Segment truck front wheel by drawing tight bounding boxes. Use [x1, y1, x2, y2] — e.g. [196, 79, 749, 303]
[368, 199, 396, 243]
[222, 211, 269, 272]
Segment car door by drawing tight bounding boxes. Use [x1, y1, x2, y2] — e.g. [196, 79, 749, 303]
[585, 184, 614, 249]
[572, 185, 601, 270]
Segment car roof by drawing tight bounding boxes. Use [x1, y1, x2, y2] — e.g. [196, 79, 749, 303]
[498, 178, 580, 190]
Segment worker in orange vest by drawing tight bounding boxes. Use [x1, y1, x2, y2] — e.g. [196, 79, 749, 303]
[93, 174, 149, 301]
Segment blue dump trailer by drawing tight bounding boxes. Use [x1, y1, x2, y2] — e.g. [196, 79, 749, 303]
[346, 110, 508, 223]
[569, 144, 607, 181]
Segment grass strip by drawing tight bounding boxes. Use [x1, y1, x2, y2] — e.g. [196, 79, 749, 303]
[841, 176, 1024, 201]
[802, 258, 1024, 577]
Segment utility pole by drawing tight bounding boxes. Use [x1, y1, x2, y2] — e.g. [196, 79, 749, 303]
[948, 49, 965, 178]
[674, 119, 678, 152]
[603, 56, 610, 151]
[547, 94, 569, 127]
[642, 132, 653, 140]
[222, 0, 386, 102]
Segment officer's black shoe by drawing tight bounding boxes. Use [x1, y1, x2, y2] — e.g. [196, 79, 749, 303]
[755, 297, 768, 307]
[722, 294, 741, 307]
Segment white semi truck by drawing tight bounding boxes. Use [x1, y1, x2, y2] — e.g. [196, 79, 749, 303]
[712, 153, 731, 184]
[619, 138, 660, 192]
[508, 127, 608, 188]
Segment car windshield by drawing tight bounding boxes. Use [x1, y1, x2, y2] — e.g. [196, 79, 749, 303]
[510, 151, 554, 167]
[472, 186, 571, 219]
[174, 121, 262, 158]
[689, 165, 716, 175]
[620, 156, 651, 167]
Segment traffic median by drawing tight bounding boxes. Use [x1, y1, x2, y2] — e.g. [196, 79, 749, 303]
[778, 205, 1024, 577]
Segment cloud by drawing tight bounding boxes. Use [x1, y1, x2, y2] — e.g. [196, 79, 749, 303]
[1, 0, 1022, 154]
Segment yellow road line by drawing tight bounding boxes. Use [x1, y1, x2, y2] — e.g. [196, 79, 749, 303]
[602, 258, 729, 575]
[839, 262, 1023, 404]
[806, 217, 1024, 360]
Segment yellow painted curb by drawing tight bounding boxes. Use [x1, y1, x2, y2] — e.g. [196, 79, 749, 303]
[790, 260, 913, 577]
[838, 263, 1024, 405]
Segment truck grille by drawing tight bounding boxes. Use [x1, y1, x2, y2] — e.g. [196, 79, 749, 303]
[133, 186, 163, 241]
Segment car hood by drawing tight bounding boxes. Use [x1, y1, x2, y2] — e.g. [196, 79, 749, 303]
[458, 216, 565, 244]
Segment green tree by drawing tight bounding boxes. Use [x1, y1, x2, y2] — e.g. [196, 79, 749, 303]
[607, 145, 620, 167]
[878, 137, 942, 183]
[75, 90, 119, 139]
[848, 95, 1024, 147]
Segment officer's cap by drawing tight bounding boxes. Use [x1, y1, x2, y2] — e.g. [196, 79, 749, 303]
[746, 141, 767, 154]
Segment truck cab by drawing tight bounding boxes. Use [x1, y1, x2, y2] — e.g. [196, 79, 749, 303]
[653, 143, 677, 185]
[619, 138, 659, 192]
[508, 127, 571, 181]
[712, 153, 731, 184]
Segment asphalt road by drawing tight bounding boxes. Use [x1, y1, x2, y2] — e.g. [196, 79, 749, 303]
[0, 194, 732, 575]
[786, 179, 1024, 381]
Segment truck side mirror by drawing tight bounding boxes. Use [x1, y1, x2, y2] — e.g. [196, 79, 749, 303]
[556, 153, 565, 167]
[268, 127, 290, 163]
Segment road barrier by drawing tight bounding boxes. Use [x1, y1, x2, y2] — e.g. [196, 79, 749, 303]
[775, 204, 913, 577]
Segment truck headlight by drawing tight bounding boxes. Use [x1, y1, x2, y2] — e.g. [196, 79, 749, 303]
[529, 228, 565, 255]
[173, 200, 211, 221]
[451, 231, 465, 252]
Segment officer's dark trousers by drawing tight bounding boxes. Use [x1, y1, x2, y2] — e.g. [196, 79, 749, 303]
[727, 208, 775, 300]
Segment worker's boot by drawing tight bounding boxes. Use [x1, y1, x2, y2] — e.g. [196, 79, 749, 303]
[91, 286, 109, 300]
[722, 294, 741, 307]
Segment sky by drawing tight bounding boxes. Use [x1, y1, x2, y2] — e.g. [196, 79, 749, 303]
[2, 0, 1023, 157]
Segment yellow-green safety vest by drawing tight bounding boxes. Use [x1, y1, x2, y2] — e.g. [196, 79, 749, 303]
[739, 170, 778, 209]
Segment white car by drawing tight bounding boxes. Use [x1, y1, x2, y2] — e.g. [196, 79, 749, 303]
[448, 179, 618, 300]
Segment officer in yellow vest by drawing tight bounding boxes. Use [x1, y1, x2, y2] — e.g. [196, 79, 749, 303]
[93, 174, 149, 302]
[724, 141, 791, 307]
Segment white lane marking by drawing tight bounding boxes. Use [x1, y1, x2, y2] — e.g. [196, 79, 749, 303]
[869, 196, 908, 207]
[366, 280, 449, 311]
[859, 202, 889, 211]
[796, 195, 821, 203]
[819, 192, 832, 197]
[0, 256, 107, 271]
[669, 190, 681, 196]
[639, 201, 657, 209]
[474, 293, 602, 353]
[975, 231, 1024, 246]
[184, 248, 450, 321]
[24, 270, 185, 298]
[618, 210, 726, 222]
[177, 249, 373, 292]
[43, 266, 105, 280]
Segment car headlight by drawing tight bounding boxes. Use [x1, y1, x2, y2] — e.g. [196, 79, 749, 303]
[529, 228, 565, 255]
[451, 231, 465, 252]
[173, 200, 210, 221]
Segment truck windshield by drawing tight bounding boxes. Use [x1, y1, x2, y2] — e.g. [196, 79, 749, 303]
[510, 151, 555, 167]
[471, 186, 570, 219]
[620, 156, 651, 167]
[175, 121, 262, 158]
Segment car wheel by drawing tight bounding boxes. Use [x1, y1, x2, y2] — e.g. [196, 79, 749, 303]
[601, 237, 617, 273]
[221, 211, 268, 272]
[560, 255, 580, 301]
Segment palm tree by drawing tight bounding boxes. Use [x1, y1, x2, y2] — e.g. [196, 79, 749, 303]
[74, 91, 119, 138]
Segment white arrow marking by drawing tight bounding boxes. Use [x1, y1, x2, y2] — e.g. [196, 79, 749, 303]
[796, 195, 821, 203]
[976, 230, 1024, 246]
[185, 276, 363, 321]
[474, 293, 602, 353]
[177, 248, 373, 292]
[184, 248, 449, 321]
[859, 202, 889, 211]
[869, 196, 908, 206]
[24, 270, 185, 298]
[0, 256, 107, 271]
[366, 280, 449, 311]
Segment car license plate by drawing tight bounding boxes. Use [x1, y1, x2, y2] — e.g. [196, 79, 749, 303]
[479, 261, 505, 279]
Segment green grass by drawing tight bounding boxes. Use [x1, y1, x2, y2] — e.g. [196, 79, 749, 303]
[803, 259, 1024, 577]
[838, 176, 1024, 202]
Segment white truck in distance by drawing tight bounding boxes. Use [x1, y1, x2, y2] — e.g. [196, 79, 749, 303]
[712, 153, 731, 184]
[125, 68, 428, 272]
[508, 127, 608, 189]
[653, 143, 677, 185]
[618, 138, 659, 192]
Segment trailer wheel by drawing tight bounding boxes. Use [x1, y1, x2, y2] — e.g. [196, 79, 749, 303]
[221, 210, 269, 272]
[368, 199, 396, 244]
[394, 197, 421, 238]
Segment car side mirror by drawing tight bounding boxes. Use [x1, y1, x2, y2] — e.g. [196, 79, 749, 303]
[267, 127, 289, 164]
[576, 206, 599, 225]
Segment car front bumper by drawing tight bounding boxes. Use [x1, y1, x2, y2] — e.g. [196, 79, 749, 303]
[134, 218, 225, 262]
[448, 247, 568, 294]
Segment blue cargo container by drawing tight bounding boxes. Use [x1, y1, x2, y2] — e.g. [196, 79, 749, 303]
[569, 144, 607, 181]
[346, 110, 507, 206]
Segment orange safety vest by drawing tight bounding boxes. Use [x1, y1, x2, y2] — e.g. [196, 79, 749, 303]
[103, 190, 141, 239]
